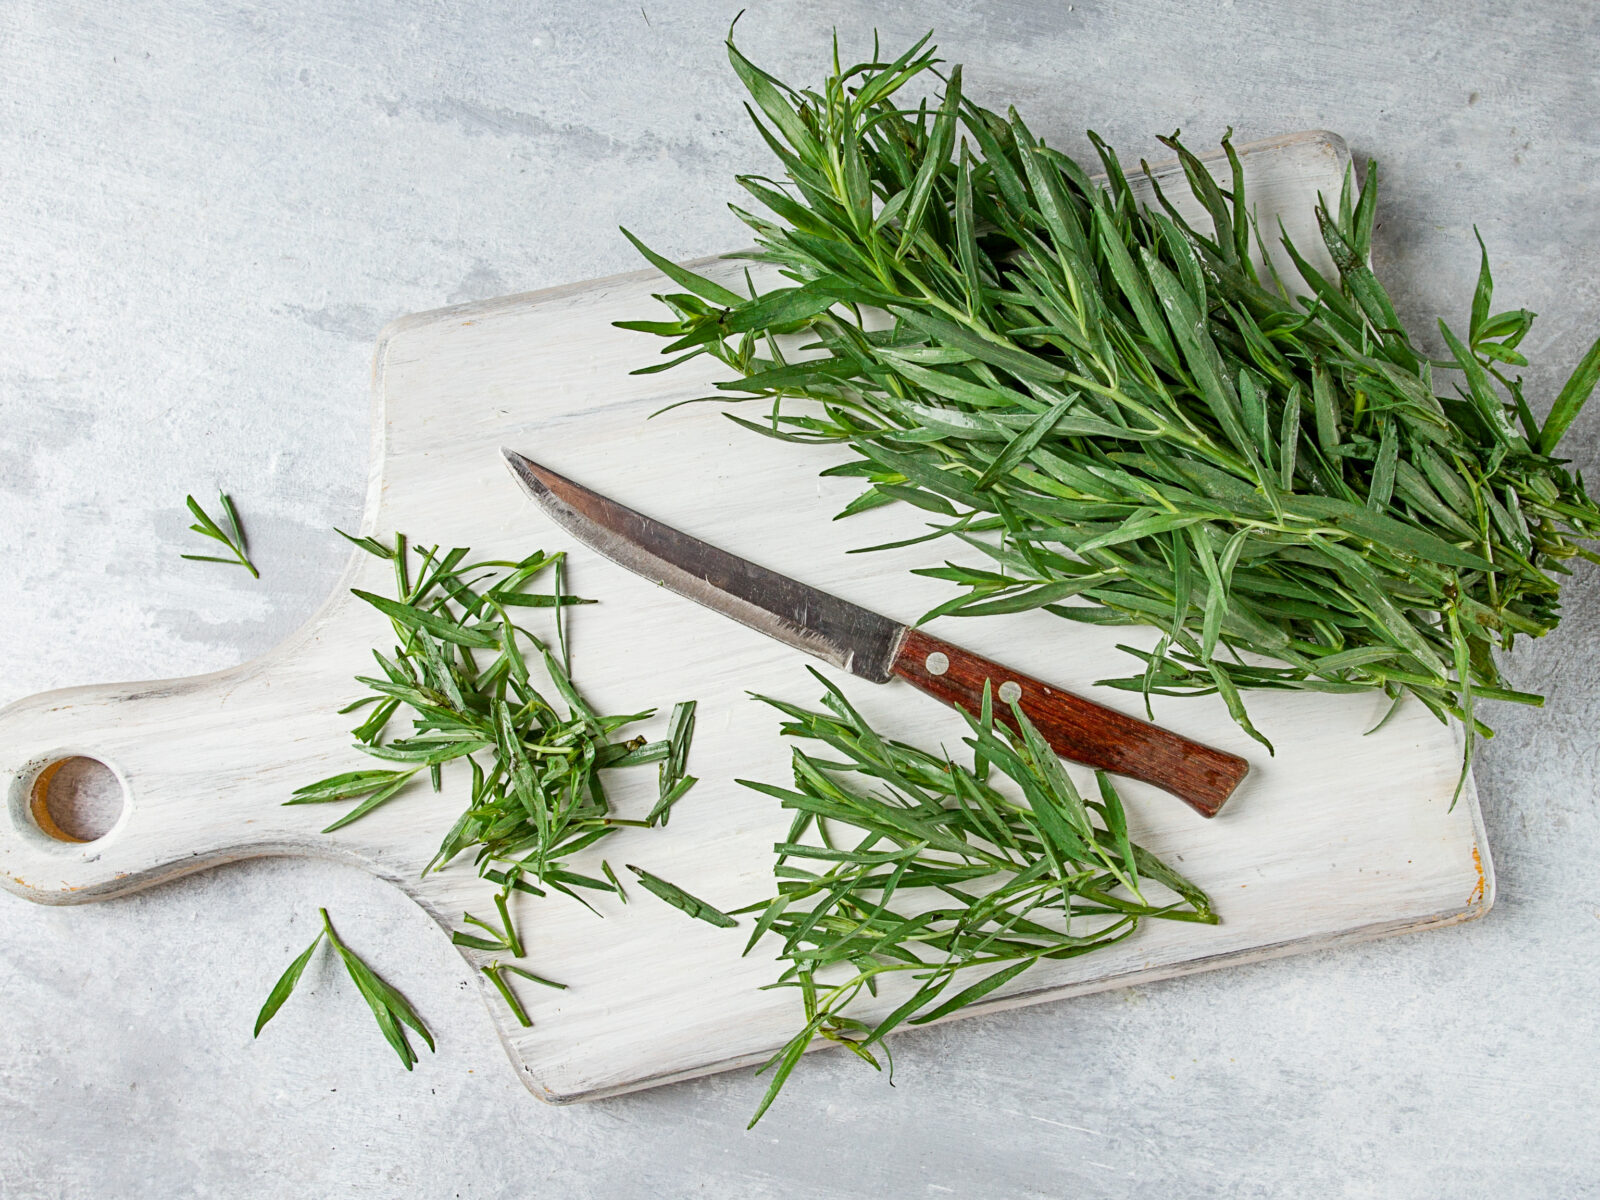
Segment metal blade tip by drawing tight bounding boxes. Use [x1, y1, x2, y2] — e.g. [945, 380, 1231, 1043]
[500, 448, 551, 498]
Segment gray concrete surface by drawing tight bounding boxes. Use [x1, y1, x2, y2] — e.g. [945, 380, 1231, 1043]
[2, 2, 1598, 1196]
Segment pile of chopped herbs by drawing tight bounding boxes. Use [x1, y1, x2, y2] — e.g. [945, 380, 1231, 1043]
[290, 532, 699, 1026]
[621, 31, 1600, 779]
[734, 671, 1214, 1125]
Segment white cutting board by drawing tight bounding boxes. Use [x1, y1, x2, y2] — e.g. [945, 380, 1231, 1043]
[0, 131, 1492, 1103]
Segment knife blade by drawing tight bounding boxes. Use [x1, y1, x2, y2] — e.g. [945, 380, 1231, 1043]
[501, 449, 1248, 817]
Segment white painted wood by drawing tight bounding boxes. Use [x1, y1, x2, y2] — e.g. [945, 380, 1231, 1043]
[0, 131, 1492, 1103]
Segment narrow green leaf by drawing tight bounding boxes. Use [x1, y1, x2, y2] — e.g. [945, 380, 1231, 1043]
[1542, 334, 1600, 453]
[973, 396, 1075, 490]
[627, 865, 738, 927]
[908, 958, 1034, 1025]
[1469, 229, 1493, 343]
[351, 589, 499, 648]
[620, 227, 744, 308]
[319, 771, 418, 833]
[253, 931, 324, 1037]
[747, 1022, 818, 1128]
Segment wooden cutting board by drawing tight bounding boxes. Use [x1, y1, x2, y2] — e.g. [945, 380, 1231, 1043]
[0, 130, 1492, 1103]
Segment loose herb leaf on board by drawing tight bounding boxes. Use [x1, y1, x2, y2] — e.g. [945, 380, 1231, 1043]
[626, 864, 739, 927]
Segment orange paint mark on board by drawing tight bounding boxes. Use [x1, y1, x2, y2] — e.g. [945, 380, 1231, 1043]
[1467, 845, 1486, 907]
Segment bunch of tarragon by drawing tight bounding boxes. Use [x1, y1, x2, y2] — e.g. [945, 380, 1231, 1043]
[622, 31, 1600, 784]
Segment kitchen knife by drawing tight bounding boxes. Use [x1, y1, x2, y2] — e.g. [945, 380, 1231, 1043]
[501, 449, 1248, 817]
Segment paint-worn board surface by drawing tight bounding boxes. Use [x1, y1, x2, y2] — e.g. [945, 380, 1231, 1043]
[0, 131, 1492, 1103]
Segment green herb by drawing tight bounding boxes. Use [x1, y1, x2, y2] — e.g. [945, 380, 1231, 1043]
[621, 32, 1600, 785]
[294, 531, 698, 1025]
[180, 492, 258, 578]
[735, 669, 1213, 1125]
[254, 907, 435, 1070]
[650, 700, 699, 825]
[602, 859, 629, 902]
[626, 863, 738, 927]
[481, 960, 567, 1028]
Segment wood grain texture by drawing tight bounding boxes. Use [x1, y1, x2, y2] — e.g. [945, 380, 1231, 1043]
[0, 130, 1494, 1104]
[892, 626, 1249, 817]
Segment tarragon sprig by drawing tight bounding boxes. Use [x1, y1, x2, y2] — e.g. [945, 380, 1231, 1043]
[255, 907, 435, 1070]
[180, 491, 258, 578]
[735, 670, 1214, 1125]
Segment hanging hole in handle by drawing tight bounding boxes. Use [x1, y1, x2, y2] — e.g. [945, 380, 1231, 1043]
[30, 757, 127, 843]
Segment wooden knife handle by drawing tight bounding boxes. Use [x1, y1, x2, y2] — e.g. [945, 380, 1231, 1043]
[891, 627, 1248, 818]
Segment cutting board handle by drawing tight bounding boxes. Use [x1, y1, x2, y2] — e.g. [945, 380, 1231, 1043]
[891, 627, 1250, 817]
[0, 666, 371, 904]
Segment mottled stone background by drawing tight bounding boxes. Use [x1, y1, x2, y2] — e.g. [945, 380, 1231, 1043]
[2, 2, 1597, 1196]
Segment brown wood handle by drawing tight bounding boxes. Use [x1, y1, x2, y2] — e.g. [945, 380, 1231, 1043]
[891, 627, 1249, 817]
